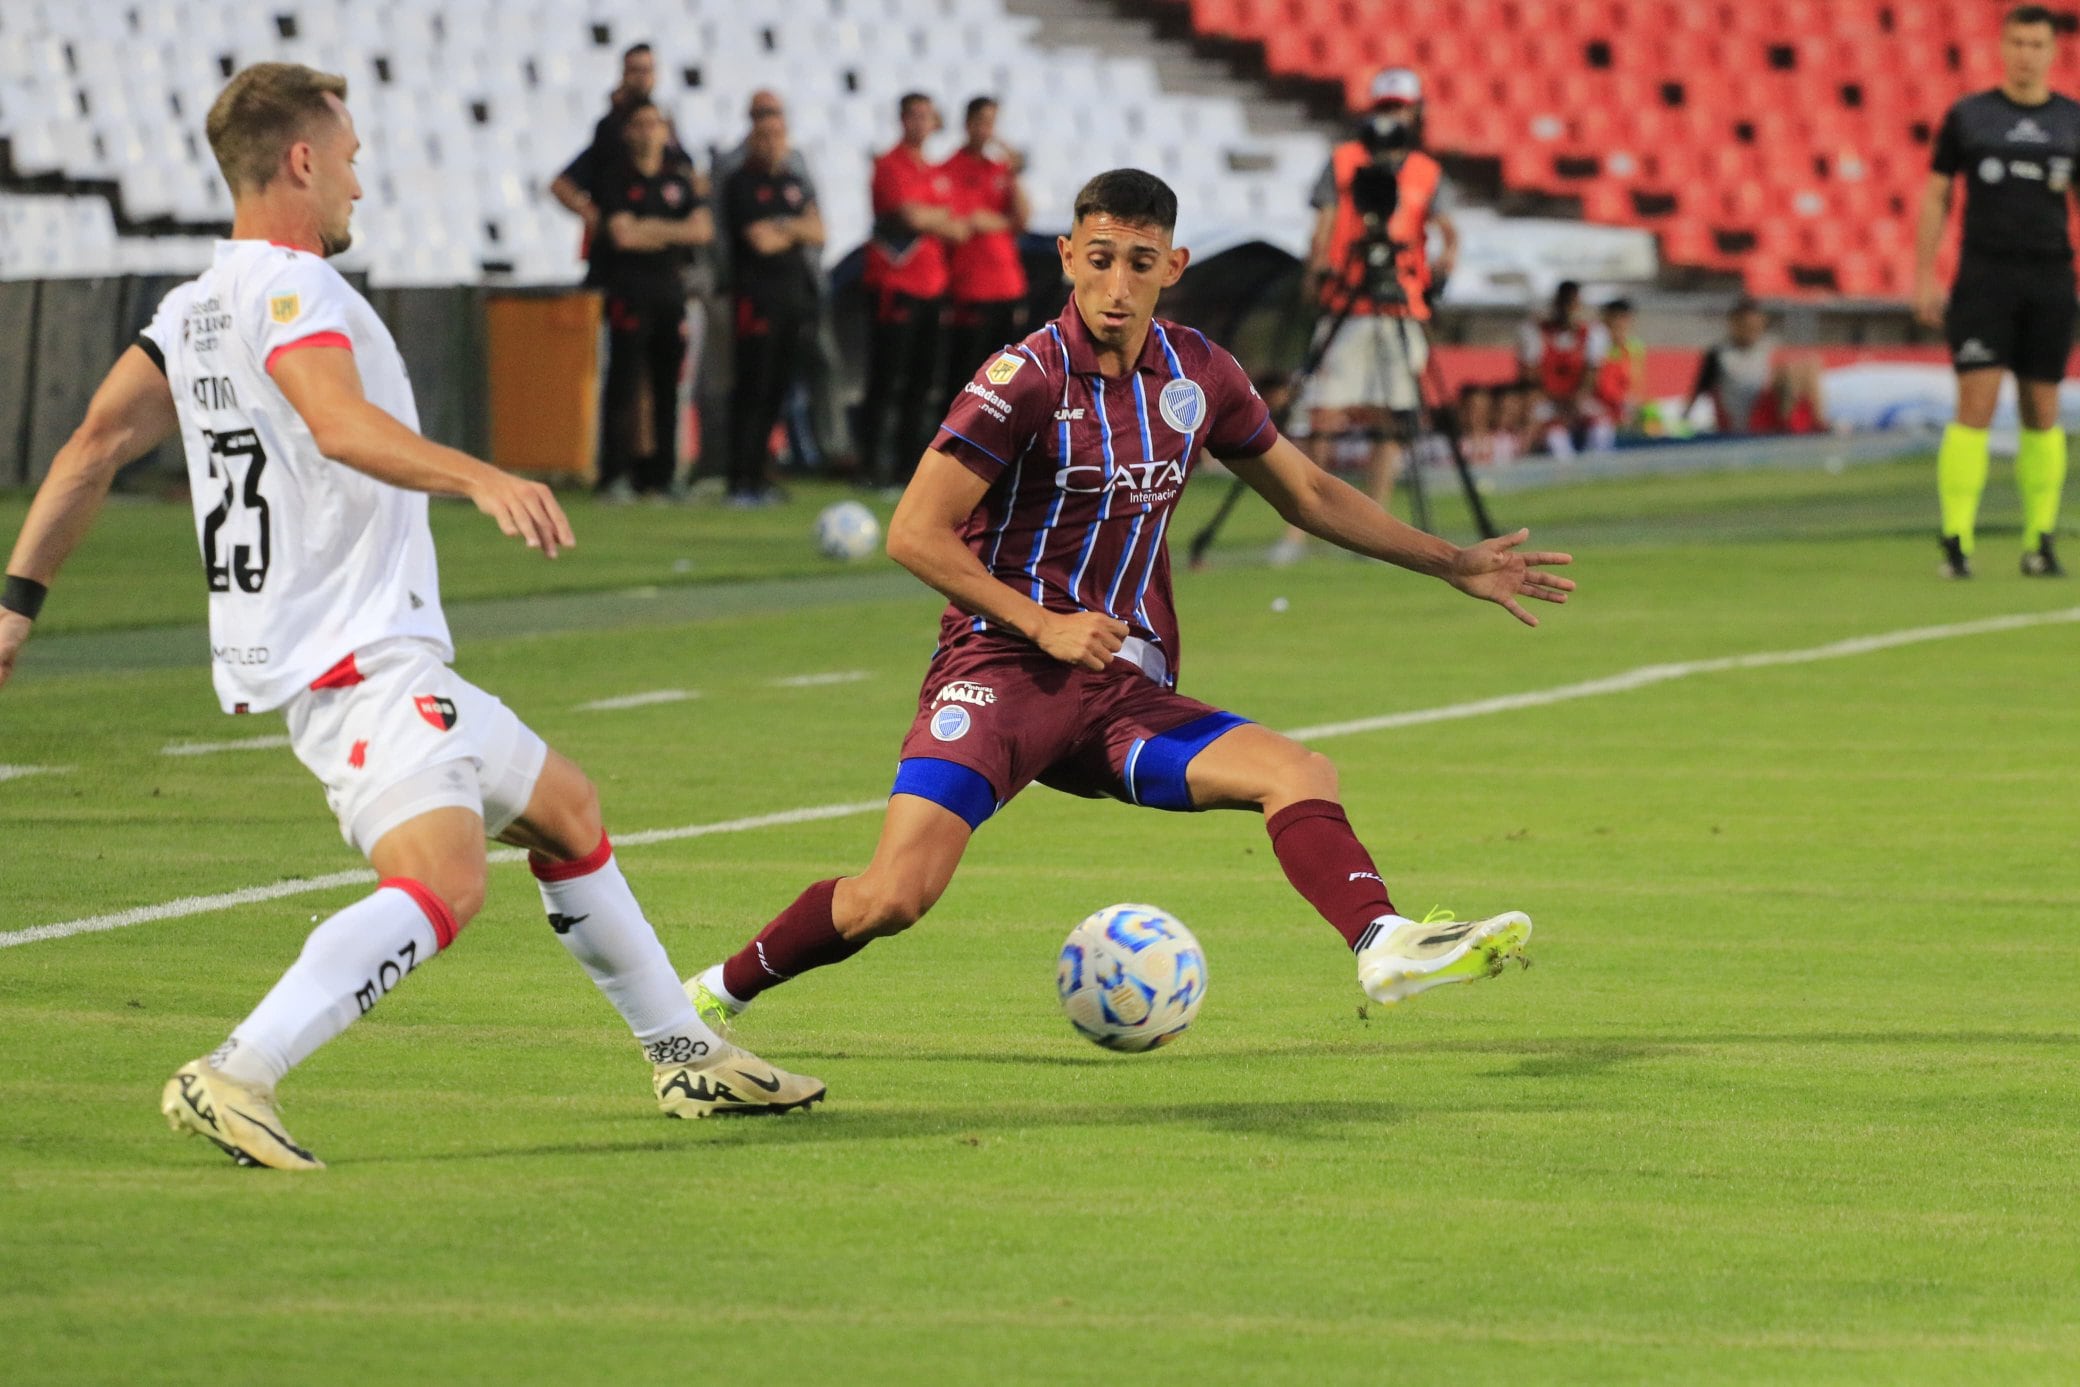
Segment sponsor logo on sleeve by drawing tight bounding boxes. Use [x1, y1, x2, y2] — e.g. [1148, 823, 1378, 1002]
[930, 705, 972, 741]
[963, 380, 1014, 422]
[985, 353, 1025, 385]
[1158, 377, 1207, 433]
[2052, 157, 2073, 193]
[269, 293, 301, 324]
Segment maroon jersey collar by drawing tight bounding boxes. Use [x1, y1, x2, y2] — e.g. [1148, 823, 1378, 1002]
[1055, 301, 1172, 379]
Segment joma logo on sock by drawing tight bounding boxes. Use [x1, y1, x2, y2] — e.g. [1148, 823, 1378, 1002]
[353, 940, 422, 1014]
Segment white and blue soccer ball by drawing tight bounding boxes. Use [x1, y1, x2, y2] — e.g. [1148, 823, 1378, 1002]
[1056, 904, 1208, 1052]
[814, 500, 880, 561]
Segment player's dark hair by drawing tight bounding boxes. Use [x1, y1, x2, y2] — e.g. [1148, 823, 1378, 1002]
[623, 42, 653, 61]
[2005, 5, 2058, 30]
[1603, 296, 1634, 315]
[1072, 168, 1178, 233]
[899, 91, 933, 117]
[965, 95, 997, 123]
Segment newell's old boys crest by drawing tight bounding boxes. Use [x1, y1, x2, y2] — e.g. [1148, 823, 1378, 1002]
[269, 293, 301, 324]
[414, 695, 459, 731]
[1159, 378, 1207, 433]
[985, 353, 1024, 386]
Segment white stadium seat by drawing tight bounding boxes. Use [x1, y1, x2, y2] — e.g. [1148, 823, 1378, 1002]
[0, 0, 1333, 284]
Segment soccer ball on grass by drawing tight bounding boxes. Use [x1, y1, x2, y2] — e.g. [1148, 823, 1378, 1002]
[1056, 904, 1208, 1052]
[815, 500, 880, 560]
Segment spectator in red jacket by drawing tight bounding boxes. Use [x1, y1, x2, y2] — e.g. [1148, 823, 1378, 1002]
[938, 96, 1030, 423]
[859, 92, 966, 490]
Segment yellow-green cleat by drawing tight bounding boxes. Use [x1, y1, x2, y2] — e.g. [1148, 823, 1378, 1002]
[684, 972, 742, 1039]
[1356, 909, 1533, 1007]
[653, 1042, 825, 1119]
[161, 1058, 325, 1171]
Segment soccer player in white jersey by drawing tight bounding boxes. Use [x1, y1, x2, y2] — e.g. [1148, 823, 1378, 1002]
[0, 64, 823, 1169]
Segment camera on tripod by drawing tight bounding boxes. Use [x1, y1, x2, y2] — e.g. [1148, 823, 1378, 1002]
[1344, 155, 1408, 307]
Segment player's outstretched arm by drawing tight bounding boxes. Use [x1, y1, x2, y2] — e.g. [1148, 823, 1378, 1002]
[1226, 432, 1574, 627]
[1, 346, 178, 690]
[271, 346, 573, 558]
[887, 448, 1125, 670]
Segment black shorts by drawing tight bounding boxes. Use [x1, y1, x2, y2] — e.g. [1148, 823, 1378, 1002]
[1946, 256, 2077, 382]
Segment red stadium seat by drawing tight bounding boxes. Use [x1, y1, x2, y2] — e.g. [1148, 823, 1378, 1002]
[1172, 0, 2025, 298]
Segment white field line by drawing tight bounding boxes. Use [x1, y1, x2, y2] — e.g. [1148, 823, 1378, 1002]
[6, 606, 2076, 950]
[160, 734, 294, 757]
[574, 689, 700, 712]
[1284, 606, 2080, 741]
[0, 764, 73, 784]
[772, 670, 870, 688]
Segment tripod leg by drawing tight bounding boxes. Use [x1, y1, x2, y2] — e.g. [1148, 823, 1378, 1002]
[1407, 316, 1503, 541]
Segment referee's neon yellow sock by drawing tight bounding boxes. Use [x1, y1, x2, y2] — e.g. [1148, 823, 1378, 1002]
[2015, 427, 2067, 549]
[1938, 423, 1992, 554]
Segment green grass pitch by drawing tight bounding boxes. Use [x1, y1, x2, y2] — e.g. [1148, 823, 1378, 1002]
[2, 462, 2076, 1384]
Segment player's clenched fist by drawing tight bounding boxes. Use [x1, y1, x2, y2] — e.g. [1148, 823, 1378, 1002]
[468, 469, 575, 558]
[1036, 610, 1128, 671]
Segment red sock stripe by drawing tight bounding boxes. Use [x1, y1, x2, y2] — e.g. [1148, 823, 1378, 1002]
[380, 876, 461, 950]
[528, 832, 613, 882]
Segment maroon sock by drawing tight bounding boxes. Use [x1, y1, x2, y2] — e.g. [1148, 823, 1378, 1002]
[721, 879, 866, 1002]
[1266, 799, 1397, 952]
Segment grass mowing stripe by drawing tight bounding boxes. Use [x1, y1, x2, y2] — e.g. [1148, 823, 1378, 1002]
[6, 606, 2074, 950]
[1285, 605, 2080, 740]
[573, 689, 700, 712]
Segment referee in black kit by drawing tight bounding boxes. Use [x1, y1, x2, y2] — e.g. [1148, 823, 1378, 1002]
[1916, 3, 2078, 578]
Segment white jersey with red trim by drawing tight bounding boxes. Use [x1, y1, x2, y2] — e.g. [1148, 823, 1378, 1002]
[141, 240, 451, 714]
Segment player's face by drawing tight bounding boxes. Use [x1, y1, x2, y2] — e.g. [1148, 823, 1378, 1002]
[1057, 214, 1189, 351]
[1730, 307, 1765, 346]
[750, 114, 787, 169]
[966, 104, 996, 148]
[310, 96, 360, 257]
[624, 105, 668, 162]
[2002, 21, 2055, 90]
[901, 99, 940, 144]
[623, 51, 656, 97]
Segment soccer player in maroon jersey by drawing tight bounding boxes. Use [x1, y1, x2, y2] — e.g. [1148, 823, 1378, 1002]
[687, 169, 1574, 1042]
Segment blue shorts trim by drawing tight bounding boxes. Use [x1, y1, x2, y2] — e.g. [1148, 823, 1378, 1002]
[1123, 711, 1251, 812]
[892, 757, 998, 829]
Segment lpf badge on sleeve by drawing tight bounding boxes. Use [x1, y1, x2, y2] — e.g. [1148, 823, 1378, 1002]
[269, 293, 301, 324]
[985, 353, 1024, 385]
[2052, 158, 2073, 193]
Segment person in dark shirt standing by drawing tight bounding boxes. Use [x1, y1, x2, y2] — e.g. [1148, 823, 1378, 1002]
[594, 99, 711, 499]
[938, 96, 1030, 418]
[859, 93, 967, 492]
[722, 109, 824, 505]
[549, 43, 694, 284]
[1917, 4, 2079, 577]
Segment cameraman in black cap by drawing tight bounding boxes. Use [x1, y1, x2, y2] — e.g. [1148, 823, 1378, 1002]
[1274, 68, 1458, 564]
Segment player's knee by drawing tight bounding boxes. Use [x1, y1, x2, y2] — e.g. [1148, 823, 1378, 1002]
[415, 865, 486, 927]
[1282, 750, 1339, 803]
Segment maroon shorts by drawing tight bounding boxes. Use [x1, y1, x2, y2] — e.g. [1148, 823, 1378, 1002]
[892, 636, 1251, 828]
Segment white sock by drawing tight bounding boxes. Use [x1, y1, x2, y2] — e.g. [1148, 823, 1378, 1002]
[530, 836, 722, 1065]
[1354, 913, 1418, 954]
[696, 963, 748, 1012]
[212, 883, 450, 1090]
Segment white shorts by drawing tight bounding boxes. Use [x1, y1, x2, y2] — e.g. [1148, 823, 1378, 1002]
[1294, 314, 1428, 425]
[284, 638, 549, 854]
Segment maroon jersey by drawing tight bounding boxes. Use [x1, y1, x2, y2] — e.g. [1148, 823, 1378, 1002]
[930, 302, 1274, 686]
